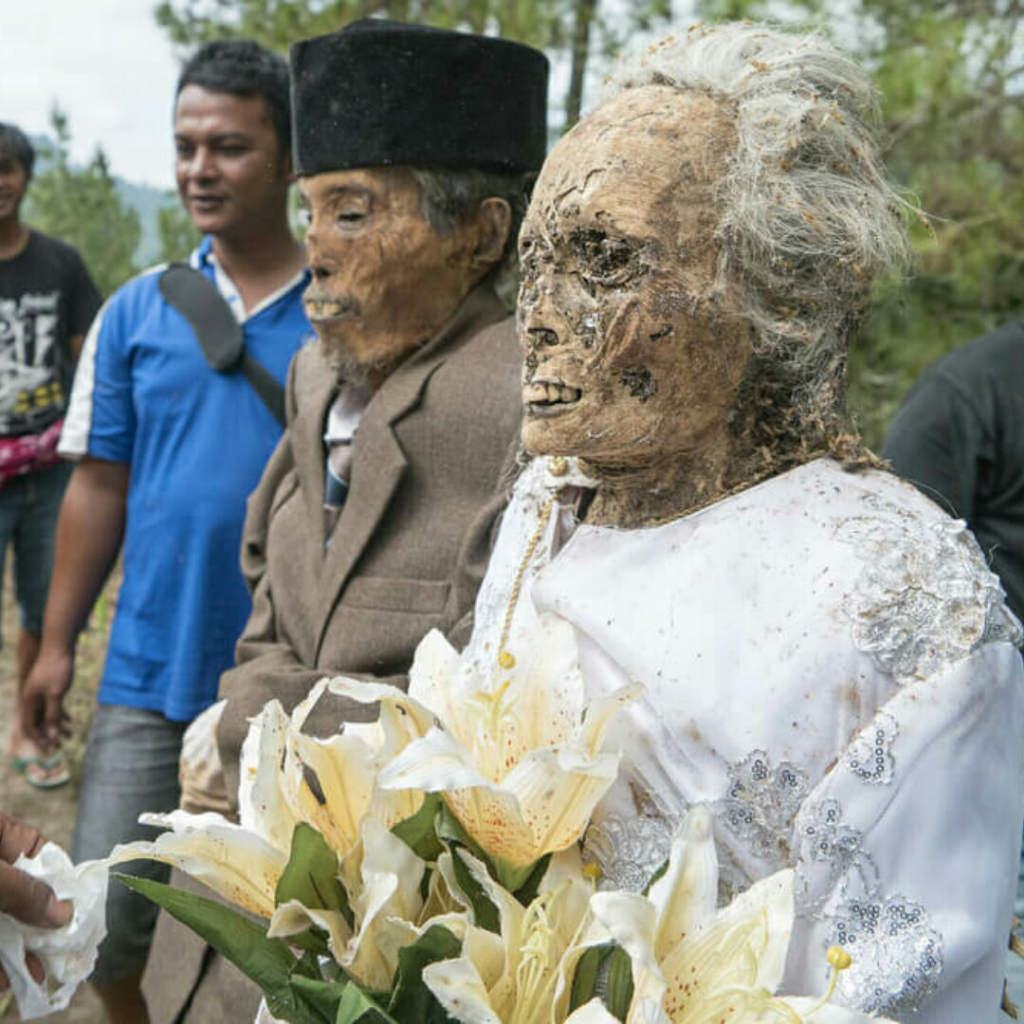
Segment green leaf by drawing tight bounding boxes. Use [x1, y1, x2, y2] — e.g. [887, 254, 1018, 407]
[391, 793, 445, 862]
[436, 801, 546, 903]
[603, 945, 635, 1021]
[569, 944, 603, 1012]
[116, 873, 328, 1024]
[436, 802, 488, 863]
[508, 852, 551, 905]
[289, 974, 347, 1020]
[274, 823, 351, 954]
[336, 981, 398, 1024]
[277, 823, 351, 914]
[569, 943, 634, 1021]
[449, 848, 500, 934]
[436, 805, 500, 933]
[387, 924, 462, 1022]
[492, 854, 546, 894]
[295, 948, 326, 980]
[287, 927, 331, 957]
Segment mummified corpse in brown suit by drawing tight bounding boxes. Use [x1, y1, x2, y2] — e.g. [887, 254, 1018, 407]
[218, 284, 521, 801]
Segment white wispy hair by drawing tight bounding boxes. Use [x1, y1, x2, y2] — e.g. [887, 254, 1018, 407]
[603, 22, 912, 460]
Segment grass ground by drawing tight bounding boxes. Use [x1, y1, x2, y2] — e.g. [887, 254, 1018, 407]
[0, 564, 120, 1022]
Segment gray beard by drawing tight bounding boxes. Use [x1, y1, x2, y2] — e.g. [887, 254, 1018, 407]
[320, 337, 403, 388]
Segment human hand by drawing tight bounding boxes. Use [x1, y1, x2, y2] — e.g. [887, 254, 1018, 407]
[0, 811, 73, 992]
[19, 648, 74, 752]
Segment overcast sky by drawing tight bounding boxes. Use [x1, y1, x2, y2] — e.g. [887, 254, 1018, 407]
[1, 0, 180, 189]
[0, 0, 748, 192]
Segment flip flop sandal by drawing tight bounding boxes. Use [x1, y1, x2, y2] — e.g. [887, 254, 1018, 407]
[8, 751, 71, 790]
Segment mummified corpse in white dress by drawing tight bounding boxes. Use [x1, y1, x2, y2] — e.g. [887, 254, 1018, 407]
[467, 457, 1024, 1023]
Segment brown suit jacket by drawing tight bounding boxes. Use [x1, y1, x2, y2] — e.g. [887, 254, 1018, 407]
[144, 286, 521, 1023]
[217, 284, 522, 800]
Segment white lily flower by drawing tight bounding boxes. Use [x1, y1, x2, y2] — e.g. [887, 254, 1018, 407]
[424, 845, 601, 1024]
[107, 810, 287, 918]
[588, 807, 896, 1024]
[371, 617, 641, 875]
[239, 679, 428, 861]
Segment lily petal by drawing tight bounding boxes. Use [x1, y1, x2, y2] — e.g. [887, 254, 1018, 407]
[268, 899, 352, 957]
[648, 808, 719, 964]
[422, 957, 502, 1024]
[238, 700, 299, 852]
[109, 811, 286, 918]
[565, 998, 625, 1024]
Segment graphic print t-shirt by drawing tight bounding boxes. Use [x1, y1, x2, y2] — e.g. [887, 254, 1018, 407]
[0, 231, 102, 437]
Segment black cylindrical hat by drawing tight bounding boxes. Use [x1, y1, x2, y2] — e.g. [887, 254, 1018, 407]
[290, 19, 549, 176]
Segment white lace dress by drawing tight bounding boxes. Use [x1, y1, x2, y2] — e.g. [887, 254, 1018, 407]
[466, 456, 1024, 1023]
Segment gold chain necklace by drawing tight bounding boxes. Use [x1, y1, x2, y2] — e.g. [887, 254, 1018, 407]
[497, 495, 557, 658]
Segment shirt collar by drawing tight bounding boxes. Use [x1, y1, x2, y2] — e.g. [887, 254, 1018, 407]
[190, 236, 309, 324]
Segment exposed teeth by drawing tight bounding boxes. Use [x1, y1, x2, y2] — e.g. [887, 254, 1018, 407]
[307, 299, 345, 318]
[523, 382, 581, 404]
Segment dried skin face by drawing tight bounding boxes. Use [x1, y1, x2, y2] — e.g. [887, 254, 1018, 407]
[518, 86, 751, 479]
[301, 167, 489, 380]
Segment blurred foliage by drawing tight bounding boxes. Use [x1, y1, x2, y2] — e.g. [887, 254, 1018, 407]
[154, 0, 672, 126]
[158, 198, 203, 263]
[696, 0, 1024, 447]
[23, 109, 140, 298]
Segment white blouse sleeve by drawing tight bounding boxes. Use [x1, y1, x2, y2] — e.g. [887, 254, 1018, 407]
[782, 641, 1024, 1023]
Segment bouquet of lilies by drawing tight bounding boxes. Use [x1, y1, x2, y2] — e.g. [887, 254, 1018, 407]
[113, 615, 891, 1024]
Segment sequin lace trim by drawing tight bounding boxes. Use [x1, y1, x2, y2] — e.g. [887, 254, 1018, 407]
[796, 798, 880, 911]
[583, 814, 676, 893]
[839, 508, 1022, 683]
[797, 789, 943, 1015]
[713, 750, 808, 866]
[828, 895, 943, 1017]
[845, 713, 898, 786]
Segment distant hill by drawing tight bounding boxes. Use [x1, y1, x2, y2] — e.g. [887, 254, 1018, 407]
[28, 133, 176, 267]
[116, 177, 178, 266]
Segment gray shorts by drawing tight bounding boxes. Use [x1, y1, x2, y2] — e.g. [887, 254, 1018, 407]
[71, 704, 188, 985]
[0, 460, 72, 638]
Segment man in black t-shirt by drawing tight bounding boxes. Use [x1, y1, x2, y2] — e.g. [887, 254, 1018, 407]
[882, 322, 1024, 622]
[0, 122, 101, 789]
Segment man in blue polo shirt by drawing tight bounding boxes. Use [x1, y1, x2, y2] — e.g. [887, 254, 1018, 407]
[18, 40, 309, 1024]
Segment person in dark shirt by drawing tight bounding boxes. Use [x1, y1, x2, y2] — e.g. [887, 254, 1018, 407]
[0, 122, 101, 790]
[882, 321, 1024, 622]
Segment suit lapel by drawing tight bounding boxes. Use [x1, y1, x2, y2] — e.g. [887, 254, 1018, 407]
[312, 286, 509, 656]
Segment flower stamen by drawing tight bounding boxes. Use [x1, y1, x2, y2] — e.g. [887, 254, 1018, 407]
[806, 946, 853, 1017]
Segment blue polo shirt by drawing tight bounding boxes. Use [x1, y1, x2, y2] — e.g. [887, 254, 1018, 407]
[60, 238, 311, 721]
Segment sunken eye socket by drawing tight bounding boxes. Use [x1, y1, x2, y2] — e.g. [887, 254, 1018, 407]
[570, 230, 637, 285]
[518, 235, 551, 274]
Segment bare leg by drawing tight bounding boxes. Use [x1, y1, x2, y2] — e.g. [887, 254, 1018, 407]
[7, 627, 40, 755]
[94, 970, 152, 1024]
[15, 625, 40, 685]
